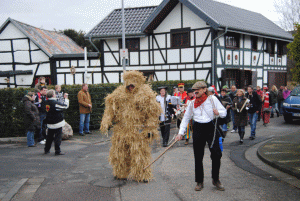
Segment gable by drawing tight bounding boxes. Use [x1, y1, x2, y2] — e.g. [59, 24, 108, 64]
[0, 22, 26, 39]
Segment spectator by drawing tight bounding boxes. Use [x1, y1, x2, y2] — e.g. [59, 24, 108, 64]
[283, 86, 291, 99]
[269, 85, 280, 118]
[219, 89, 232, 138]
[207, 86, 221, 102]
[262, 87, 271, 126]
[277, 86, 284, 115]
[78, 83, 92, 136]
[229, 86, 237, 133]
[174, 83, 187, 101]
[34, 77, 47, 92]
[44, 90, 69, 155]
[246, 85, 261, 140]
[172, 86, 178, 96]
[232, 89, 248, 143]
[256, 86, 263, 121]
[222, 85, 229, 94]
[156, 86, 173, 147]
[34, 86, 48, 144]
[55, 85, 64, 103]
[23, 92, 40, 147]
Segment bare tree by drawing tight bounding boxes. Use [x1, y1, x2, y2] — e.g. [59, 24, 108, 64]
[274, 0, 300, 31]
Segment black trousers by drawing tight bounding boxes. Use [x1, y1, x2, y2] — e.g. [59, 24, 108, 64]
[45, 127, 62, 154]
[192, 121, 222, 183]
[160, 119, 171, 145]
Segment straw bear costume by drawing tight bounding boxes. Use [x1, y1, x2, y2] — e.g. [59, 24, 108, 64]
[100, 71, 162, 182]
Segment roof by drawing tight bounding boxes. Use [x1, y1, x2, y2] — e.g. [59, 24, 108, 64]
[85, 6, 157, 39]
[142, 0, 293, 41]
[0, 18, 85, 57]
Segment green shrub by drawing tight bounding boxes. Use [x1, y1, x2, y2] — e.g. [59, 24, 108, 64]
[0, 80, 202, 138]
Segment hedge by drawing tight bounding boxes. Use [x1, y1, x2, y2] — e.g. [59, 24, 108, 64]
[0, 79, 203, 138]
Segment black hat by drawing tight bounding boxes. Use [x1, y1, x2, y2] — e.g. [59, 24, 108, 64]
[187, 88, 193, 93]
[158, 86, 168, 91]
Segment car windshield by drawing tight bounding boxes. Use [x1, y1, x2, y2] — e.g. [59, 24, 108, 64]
[290, 87, 300, 96]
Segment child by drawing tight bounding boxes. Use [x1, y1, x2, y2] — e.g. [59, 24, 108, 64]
[55, 85, 66, 103]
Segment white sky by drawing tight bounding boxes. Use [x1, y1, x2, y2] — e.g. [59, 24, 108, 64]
[0, 0, 280, 33]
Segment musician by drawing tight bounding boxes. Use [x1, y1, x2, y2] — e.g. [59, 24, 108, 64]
[156, 86, 174, 147]
[175, 81, 226, 191]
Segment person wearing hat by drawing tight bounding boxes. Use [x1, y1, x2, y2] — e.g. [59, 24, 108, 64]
[182, 88, 195, 145]
[175, 83, 187, 101]
[156, 86, 173, 147]
[207, 86, 221, 102]
[175, 81, 227, 191]
[172, 86, 178, 96]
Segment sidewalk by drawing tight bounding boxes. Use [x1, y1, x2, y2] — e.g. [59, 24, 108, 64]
[257, 131, 300, 179]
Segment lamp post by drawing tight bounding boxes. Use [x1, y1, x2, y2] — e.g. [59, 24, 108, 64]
[121, 0, 126, 72]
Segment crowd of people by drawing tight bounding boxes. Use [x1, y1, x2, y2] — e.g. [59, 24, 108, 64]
[23, 77, 93, 155]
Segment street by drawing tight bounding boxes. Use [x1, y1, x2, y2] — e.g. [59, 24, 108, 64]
[0, 116, 299, 201]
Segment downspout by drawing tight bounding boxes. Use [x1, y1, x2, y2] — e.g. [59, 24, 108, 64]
[212, 27, 227, 86]
[88, 37, 100, 52]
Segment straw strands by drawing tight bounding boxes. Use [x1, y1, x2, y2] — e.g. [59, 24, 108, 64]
[100, 70, 162, 182]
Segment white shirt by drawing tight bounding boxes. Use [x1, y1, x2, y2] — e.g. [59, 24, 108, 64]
[156, 95, 171, 121]
[179, 95, 226, 135]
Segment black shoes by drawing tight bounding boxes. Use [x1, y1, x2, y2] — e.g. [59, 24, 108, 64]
[163, 143, 168, 147]
[195, 182, 204, 191]
[249, 136, 255, 140]
[212, 180, 225, 191]
[85, 131, 92, 134]
[79, 133, 85, 136]
[44, 151, 50, 154]
[28, 145, 36, 147]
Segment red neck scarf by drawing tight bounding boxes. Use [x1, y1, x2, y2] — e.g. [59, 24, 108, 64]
[194, 93, 208, 108]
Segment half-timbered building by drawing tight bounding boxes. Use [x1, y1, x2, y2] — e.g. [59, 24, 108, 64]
[85, 0, 293, 89]
[0, 18, 99, 88]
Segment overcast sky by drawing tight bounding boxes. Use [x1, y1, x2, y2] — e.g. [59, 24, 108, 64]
[0, 0, 280, 33]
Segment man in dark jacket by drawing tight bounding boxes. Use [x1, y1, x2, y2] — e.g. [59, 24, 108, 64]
[219, 89, 232, 138]
[246, 85, 261, 140]
[34, 86, 47, 144]
[44, 90, 69, 155]
[229, 86, 237, 133]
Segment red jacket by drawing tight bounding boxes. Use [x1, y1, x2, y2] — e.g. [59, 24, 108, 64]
[175, 91, 187, 102]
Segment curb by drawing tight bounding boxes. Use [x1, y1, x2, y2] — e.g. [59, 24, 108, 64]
[257, 141, 300, 180]
[0, 137, 27, 144]
[1, 178, 28, 201]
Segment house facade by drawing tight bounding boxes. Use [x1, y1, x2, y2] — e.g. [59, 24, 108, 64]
[0, 18, 99, 88]
[85, 0, 293, 90]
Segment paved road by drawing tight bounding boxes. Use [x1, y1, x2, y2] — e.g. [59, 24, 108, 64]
[0, 116, 299, 201]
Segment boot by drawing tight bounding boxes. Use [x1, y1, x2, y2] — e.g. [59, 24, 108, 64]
[239, 131, 244, 144]
[270, 113, 274, 118]
[185, 139, 189, 145]
[276, 111, 280, 117]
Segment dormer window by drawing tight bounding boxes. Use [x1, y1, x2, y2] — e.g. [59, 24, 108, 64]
[225, 33, 240, 49]
[251, 36, 258, 51]
[266, 39, 275, 55]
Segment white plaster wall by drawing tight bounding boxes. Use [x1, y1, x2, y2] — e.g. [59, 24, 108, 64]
[154, 51, 165, 64]
[181, 48, 194, 63]
[257, 38, 264, 50]
[140, 52, 149, 65]
[167, 71, 180, 80]
[195, 29, 211, 46]
[14, 51, 30, 63]
[13, 39, 29, 51]
[36, 63, 50, 75]
[198, 47, 211, 62]
[264, 71, 268, 83]
[182, 71, 194, 80]
[57, 74, 64, 85]
[183, 4, 210, 29]
[0, 53, 12, 63]
[140, 37, 148, 50]
[70, 60, 77, 67]
[104, 39, 119, 51]
[60, 61, 70, 67]
[282, 55, 287, 66]
[0, 23, 26, 39]
[104, 52, 119, 66]
[31, 50, 49, 63]
[167, 49, 180, 63]
[0, 41, 11, 51]
[225, 50, 232, 65]
[130, 52, 139, 65]
[0, 65, 13, 71]
[93, 73, 102, 84]
[264, 53, 269, 65]
[15, 74, 34, 86]
[252, 52, 260, 66]
[30, 41, 39, 50]
[244, 36, 251, 49]
[217, 49, 224, 65]
[104, 73, 119, 83]
[257, 79, 263, 87]
[257, 68, 263, 77]
[196, 70, 209, 80]
[244, 51, 251, 66]
[166, 34, 170, 48]
[66, 74, 74, 85]
[156, 71, 166, 81]
[75, 74, 83, 84]
[154, 3, 181, 33]
[154, 34, 166, 49]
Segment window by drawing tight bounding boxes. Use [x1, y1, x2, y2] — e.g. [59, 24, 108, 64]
[251, 36, 258, 51]
[225, 33, 240, 49]
[119, 38, 140, 51]
[171, 28, 190, 48]
[266, 39, 275, 55]
[277, 41, 287, 57]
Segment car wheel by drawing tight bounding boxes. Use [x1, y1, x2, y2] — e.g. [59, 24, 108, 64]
[284, 115, 293, 123]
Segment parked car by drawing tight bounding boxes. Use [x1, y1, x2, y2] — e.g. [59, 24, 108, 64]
[282, 85, 300, 123]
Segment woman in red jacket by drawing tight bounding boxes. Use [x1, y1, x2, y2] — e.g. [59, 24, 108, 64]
[261, 87, 271, 126]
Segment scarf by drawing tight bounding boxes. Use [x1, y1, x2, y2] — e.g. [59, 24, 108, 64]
[194, 93, 207, 108]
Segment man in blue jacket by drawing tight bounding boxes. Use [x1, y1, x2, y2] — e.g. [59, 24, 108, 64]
[246, 85, 261, 140]
[44, 90, 69, 155]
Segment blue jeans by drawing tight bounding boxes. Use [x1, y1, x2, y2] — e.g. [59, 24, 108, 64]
[237, 126, 245, 133]
[248, 112, 258, 137]
[230, 109, 237, 130]
[221, 124, 228, 131]
[39, 113, 47, 141]
[79, 113, 90, 134]
[27, 130, 35, 146]
[271, 103, 279, 115]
